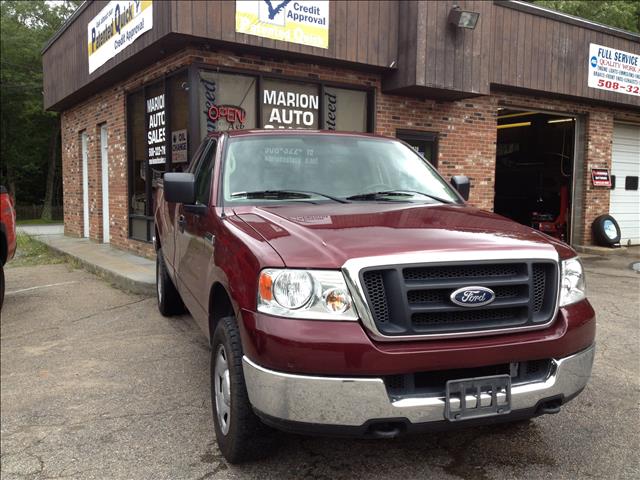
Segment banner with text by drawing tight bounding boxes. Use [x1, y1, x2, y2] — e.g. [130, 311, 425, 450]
[88, 0, 153, 74]
[235, 0, 329, 49]
[588, 43, 640, 97]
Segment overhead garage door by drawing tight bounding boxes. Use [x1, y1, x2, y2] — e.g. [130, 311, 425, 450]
[610, 123, 640, 245]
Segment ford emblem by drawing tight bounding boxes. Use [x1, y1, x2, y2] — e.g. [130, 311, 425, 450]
[450, 286, 496, 307]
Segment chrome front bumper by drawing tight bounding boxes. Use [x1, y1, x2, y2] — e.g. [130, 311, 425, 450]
[243, 344, 595, 427]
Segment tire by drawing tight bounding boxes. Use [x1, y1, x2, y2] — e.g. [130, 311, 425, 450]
[156, 248, 185, 316]
[592, 214, 621, 246]
[0, 264, 4, 312]
[211, 316, 273, 463]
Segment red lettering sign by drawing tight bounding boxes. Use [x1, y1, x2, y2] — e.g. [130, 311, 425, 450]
[208, 105, 246, 126]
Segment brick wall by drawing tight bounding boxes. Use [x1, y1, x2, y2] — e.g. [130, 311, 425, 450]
[60, 47, 640, 257]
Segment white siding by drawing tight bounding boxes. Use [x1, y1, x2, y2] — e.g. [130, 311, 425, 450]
[610, 123, 640, 245]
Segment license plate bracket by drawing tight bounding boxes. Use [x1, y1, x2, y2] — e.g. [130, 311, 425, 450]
[445, 374, 511, 422]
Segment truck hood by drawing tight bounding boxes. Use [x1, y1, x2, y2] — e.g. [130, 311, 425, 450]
[232, 203, 572, 269]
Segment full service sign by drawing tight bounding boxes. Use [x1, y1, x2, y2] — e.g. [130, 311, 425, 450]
[88, 0, 153, 74]
[588, 43, 640, 96]
[236, 1, 329, 49]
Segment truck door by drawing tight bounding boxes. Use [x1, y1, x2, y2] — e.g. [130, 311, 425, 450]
[174, 138, 217, 329]
[159, 141, 208, 273]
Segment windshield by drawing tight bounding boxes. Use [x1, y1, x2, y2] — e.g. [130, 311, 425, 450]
[222, 134, 461, 204]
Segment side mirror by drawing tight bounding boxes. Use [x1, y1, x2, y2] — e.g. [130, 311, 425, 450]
[451, 175, 470, 201]
[164, 172, 196, 204]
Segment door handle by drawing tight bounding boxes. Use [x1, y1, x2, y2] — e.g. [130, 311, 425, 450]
[178, 214, 186, 233]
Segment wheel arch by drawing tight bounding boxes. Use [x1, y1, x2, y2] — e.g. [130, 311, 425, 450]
[209, 282, 236, 343]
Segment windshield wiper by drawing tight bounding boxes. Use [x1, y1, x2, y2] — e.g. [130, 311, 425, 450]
[231, 190, 349, 203]
[346, 190, 454, 204]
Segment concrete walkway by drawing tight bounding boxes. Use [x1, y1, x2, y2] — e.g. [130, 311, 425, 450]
[16, 224, 64, 236]
[25, 233, 156, 296]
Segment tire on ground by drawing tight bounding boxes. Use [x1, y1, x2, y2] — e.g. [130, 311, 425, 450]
[211, 315, 274, 463]
[592, 214, 621, 247]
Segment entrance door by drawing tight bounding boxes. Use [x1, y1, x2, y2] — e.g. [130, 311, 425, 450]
[81, 132, 89, 238]
[610, 123, 640, 245]
[396, 130, 438, 166]
[100, 125, 110, 243]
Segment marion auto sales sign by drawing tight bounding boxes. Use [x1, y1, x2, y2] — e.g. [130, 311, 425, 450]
[88, 0, 153, 74]
[588, 43, 640, 97]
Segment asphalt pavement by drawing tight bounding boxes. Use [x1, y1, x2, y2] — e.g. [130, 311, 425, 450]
[1, 253, 639, 479]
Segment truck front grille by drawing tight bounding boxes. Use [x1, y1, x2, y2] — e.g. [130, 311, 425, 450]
[360, 260, 558, 338]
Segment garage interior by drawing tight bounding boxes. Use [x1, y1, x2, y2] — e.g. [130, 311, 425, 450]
[494, 109, 577, 243]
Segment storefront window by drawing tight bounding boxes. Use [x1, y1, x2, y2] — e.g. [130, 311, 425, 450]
[168, 71, 189, 169]
[127, 70, 189, 242]
[323, 86, 368, 132]
[199, 71, 257, 140]
[261, 78, 319, 129]
[128, 89, 147, 220]
[126, 67, 373, 243]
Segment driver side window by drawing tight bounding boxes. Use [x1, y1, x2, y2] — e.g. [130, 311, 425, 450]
[193, 140, 217, 205]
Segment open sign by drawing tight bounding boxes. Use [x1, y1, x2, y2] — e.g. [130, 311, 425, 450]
[208, 105, 247, 126]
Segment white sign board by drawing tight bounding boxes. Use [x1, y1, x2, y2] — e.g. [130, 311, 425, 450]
[236, 0, 329, 49]
[171, 130, 188, 164]
[588, 43, 640, 96]
[88, 0, 153, 74]
[147, 93, 166, 165]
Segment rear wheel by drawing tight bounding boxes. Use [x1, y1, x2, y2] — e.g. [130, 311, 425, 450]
[156, 248, 184, 316]
[211, 316, 273, 463]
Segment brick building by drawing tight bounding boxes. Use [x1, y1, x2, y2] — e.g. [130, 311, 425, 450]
[42, 1, 640, 258]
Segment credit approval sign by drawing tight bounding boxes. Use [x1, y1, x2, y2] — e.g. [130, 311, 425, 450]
[88, 0, 153, 74]
[235, 1, 329, 49]
[588, 43, 640, 97]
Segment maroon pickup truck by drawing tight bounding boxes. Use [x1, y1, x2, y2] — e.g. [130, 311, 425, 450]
[154, 130, 594, 463]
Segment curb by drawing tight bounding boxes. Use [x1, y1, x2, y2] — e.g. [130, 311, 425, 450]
[27, 236, 156, 297]
[574, 245, 634, 256]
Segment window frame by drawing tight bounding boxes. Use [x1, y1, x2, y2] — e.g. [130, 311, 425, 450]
[191, 63, 376, 135]
[126, 67, 189, 243]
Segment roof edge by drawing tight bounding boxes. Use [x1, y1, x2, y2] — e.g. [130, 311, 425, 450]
[41, 0, 89, 55]
[496, 0, 640, 42]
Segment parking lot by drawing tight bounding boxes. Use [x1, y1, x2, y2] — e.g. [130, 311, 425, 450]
[1, 252, 639, 479]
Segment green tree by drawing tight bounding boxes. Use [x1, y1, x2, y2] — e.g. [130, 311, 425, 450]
[534, 1, 640, 33]
[0, 0, 80, 219]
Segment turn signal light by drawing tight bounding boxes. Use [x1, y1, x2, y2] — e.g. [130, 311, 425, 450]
[258, 271, 273, 302]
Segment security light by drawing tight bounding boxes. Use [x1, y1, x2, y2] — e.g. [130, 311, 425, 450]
[448, 6, 480, 30]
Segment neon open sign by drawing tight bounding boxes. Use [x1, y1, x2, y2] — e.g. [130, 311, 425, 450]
[208, 105, 246, 126]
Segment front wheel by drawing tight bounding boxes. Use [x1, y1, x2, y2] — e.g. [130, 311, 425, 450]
[211, 316, 273, 463]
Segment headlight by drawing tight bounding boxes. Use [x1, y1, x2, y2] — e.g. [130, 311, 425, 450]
[258, 269, 358, 320]
[559, 257, 586, 307]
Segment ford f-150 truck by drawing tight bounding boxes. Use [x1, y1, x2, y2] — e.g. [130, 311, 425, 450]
[154, 130, 595, 463]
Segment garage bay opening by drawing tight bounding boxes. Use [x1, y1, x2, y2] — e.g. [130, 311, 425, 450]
[494, 109, 577, 244]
